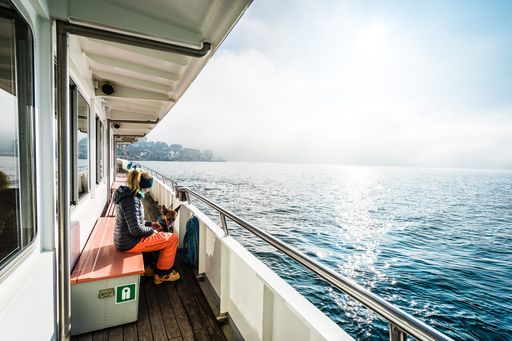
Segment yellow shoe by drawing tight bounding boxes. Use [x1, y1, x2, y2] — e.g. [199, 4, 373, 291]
[153, 270, 180, 284]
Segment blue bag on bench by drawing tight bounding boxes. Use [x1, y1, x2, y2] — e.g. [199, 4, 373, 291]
[182, 216, 199, 266]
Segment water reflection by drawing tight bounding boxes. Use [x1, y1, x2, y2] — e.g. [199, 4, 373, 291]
[144, 161, 512, 340]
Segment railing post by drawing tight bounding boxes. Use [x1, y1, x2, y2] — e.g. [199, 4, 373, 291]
[176, 186, 188, 202]
[219, 213, 229, 236]
[390, 323, 407, 341]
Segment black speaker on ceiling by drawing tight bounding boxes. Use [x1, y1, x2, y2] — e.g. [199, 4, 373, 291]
[101, 83, 115, 95]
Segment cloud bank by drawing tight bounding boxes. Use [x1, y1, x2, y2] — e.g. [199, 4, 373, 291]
[149, 1, 512, 170]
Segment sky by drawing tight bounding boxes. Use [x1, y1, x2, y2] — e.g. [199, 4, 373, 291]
[148, 0, 512, 169]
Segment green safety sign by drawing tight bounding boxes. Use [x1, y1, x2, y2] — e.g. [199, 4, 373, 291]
[115, 283, 136, 304]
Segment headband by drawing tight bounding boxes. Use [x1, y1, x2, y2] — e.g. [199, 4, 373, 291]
[139, 176, 153, 189]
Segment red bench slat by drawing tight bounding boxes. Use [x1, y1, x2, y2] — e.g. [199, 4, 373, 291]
[111, 181, 123, 190]
[105, 201, 116, 217]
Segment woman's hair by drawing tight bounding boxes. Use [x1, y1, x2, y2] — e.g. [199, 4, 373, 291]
[0, 171, 10, 191]
[126, 169, 152, 194]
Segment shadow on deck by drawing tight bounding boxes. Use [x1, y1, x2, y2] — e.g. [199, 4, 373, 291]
[72, 195, 232, 341]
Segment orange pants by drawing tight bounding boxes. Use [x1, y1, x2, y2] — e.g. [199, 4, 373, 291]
[127, 232, 178, 270]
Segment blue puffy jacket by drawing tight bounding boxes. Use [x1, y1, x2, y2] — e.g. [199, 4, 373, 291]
[112, 186, 154, 251]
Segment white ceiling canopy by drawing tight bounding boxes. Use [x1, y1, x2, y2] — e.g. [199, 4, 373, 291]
[55, 0, 252, 139]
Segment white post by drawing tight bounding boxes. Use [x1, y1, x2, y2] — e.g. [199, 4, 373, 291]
[177, 205, 191, 248]
[262, 285, 274, 341]
[158, 181, 163, 204]
[164, 186, 170, 207]
[198, 220, 206, 275]
[220, 242, 231, 315]
[156, 181, 161, 204]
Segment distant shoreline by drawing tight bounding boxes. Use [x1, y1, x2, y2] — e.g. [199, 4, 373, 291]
[133, 159, 227, 162]
[135, 160, 512, 172]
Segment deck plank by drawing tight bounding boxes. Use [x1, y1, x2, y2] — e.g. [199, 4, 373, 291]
[122, 323, 138, 341]
[176, 260, 226, 341]
[174, 267, 212, 341]
[136, 281, 153, 341]
[154, 284, 181, 339]
[143, 279, 168, 341]
[165, 283, 195, 341]
[108, 326, 123, 341]
[92, 329, 108, 341]
[143, 195, 161, 221]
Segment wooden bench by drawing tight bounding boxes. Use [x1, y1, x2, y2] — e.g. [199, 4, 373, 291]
[104, 180, 123, 217]
[112, 174, 126, 189]
[111, 180, 124, 191]
[70, 217, 144, 335]
[105, 201, 116, 217]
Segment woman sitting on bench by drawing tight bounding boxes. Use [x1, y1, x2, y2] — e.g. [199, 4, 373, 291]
[113, 169, 180, 284]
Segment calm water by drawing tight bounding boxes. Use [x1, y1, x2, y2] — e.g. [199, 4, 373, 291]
[141, 161, 512, 340]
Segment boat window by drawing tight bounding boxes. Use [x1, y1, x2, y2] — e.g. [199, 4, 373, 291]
[96, 116, 104, 184]
[75, 90, 90, 200]
[0, 0, 36, 269]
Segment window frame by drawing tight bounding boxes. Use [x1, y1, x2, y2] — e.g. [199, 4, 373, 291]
[96, 115, 104, 184]
[0, 0, 37, 275]
[70, 83, 91, 205]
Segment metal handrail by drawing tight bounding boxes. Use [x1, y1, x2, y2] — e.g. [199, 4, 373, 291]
[139, 164, 454, 341]
[61, 21, 211, 58]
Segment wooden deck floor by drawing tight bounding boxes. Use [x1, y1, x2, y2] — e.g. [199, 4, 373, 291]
[72, 195, 230, 341]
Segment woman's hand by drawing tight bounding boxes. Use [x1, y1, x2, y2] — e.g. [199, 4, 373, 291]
[151, 221, 162, 232]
